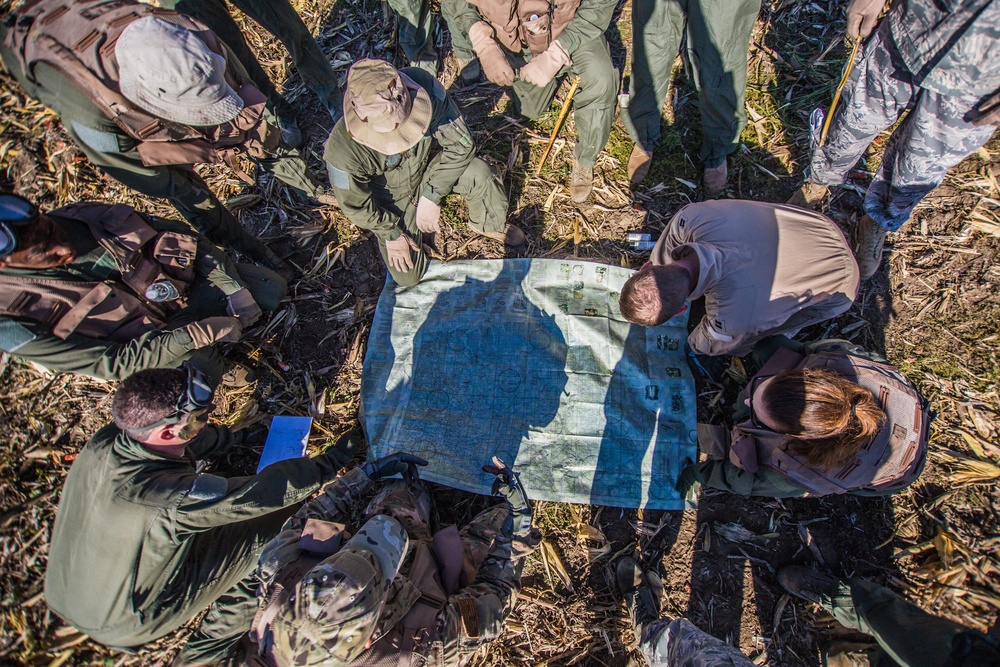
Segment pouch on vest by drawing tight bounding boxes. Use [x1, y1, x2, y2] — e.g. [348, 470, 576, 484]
[151, 232, 196, 284]
[519, 0, 553, 56]
[75, 203, 196, 308]
[54, 283, 161, 341]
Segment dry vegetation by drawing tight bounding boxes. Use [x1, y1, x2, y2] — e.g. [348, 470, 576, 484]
[1, 0, 999, 665]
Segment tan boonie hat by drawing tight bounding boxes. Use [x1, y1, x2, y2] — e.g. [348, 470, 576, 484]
[269, 515, 409, 666]
[343, 59, 432, 155]
[116, 16, 244, 126]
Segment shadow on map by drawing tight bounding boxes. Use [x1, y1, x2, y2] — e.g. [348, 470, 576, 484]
[590, 323, 683, 508]
[363, 260, 569, 492]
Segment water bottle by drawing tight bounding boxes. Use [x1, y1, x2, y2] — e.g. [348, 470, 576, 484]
[145, 280, 180, 302]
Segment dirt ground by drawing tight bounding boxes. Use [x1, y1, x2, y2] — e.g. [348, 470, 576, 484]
[1, 0, 1000, 665]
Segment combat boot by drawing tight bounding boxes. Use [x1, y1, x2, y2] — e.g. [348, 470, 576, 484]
[824, 642, 881, 667]
[777, 565, 842, 609]
[787, 182, 829, 209]
[475, 224, 525, 247]
[628, 145, 654, 185]
[853, 215, 888, 279]
[703, 161, 728, 199]
[614, 556, 660, 637]
[570, 160, 594, 203]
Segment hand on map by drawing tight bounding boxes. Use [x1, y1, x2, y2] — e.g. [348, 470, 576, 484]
[415, 196, 442, 234]
[384, 233, 420, 272]
[484, 455, 541, 554]
[363, 452, 429, 480]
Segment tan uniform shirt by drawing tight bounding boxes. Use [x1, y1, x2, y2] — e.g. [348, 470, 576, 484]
[651, 201, 859, 357]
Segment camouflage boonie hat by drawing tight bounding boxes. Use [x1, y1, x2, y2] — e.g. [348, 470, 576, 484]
[270, 515, 409, 666]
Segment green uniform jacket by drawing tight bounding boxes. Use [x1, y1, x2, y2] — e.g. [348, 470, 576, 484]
[443, 0, 618, 57]
[0, 208, 244, 380]
[323, 68, 475, 242]
[44, 423, 334, 647]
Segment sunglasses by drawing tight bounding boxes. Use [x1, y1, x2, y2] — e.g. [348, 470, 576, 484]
[0, 193, 40, 257]
[143, 362, 216, 429]
[747, 374, 774, 429]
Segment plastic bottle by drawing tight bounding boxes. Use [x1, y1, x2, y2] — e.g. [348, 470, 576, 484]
[145, 280, 180, 302]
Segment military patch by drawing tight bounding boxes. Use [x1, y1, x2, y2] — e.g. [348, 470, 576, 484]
[71, 121, 122, 153]
[327, 165, 351, 190]
[0, 320, 37, 352]
[188, 474, 228, 501]
[458, 597, 479, 638]
[436, 117, 473, 151]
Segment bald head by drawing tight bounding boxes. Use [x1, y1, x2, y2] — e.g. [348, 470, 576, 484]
[619, 264, 692, 326]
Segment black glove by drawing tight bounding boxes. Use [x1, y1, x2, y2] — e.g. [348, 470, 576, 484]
[483, 455, 541, 554]
[363, 452, 428, 481]
[234, 424, 269, 448]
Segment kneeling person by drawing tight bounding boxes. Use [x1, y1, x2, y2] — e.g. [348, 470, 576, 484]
[44, 366, 356, 664]
[619, 201, 860, 357]
[682, 339, 929, 497]
[0, 194, 285, 383]
[324, 59, 523, 287]
[251, 456, 536, 665]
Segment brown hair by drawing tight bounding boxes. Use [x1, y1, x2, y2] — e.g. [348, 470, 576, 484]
[112, 368, 186, 437]
[758, 368, 885, 469]
[619, 265, 691, 326]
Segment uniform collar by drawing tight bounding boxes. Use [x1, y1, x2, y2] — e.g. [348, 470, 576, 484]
[671, 242, 723, 301]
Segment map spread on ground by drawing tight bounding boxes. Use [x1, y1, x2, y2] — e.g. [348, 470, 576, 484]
[360, 258, 698, 509]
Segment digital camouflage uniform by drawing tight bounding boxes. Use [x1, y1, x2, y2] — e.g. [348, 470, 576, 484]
[442, 0, 619, 168]
[0, 205, 285, 383]
[0, 7, 321, 261]
[44, 423, 352, 665]
[324, 68, 508, 286]
[639, 618, 754, 667]
[623, 0, 761, 169]
[153, 0, 343, 117]
[254, 467, 524, 666]
[807, 0, 1000, 232]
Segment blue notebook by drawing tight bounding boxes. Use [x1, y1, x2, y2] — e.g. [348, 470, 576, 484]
[256, 416, 312, 473]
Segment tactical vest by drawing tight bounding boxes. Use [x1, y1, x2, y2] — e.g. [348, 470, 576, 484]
[709, 346, 928, 495]
[252, 522, 479, 667]
[0, 203, 198, 342]
[468, 0, 582, 57]
[3, 0, 281, 177]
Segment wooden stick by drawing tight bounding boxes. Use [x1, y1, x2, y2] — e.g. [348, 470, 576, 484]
[534, 78, 580, 176]
[819, 38, 861, 147]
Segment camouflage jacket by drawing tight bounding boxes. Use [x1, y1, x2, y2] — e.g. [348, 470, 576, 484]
[887, 0, 1000, 97]
[642, 618, 754, 667]
[254, 467, 522, 667]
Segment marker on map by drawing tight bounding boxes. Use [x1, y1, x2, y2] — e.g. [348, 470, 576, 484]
[256, 416, 313, 473]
